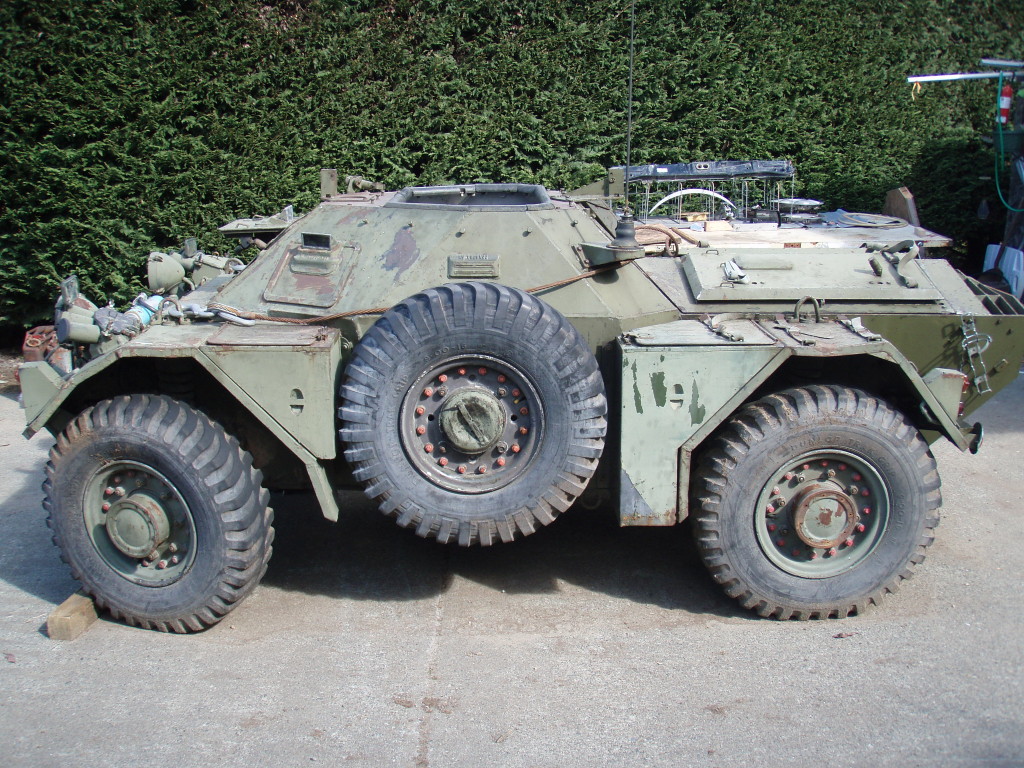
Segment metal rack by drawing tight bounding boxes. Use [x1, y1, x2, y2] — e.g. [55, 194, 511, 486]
[626, 160, 797, 220]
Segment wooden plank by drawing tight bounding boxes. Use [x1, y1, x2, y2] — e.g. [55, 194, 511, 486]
[47, 591, 98, 641]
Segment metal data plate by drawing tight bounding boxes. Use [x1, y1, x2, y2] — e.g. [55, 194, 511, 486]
[681, 248, 943, 302]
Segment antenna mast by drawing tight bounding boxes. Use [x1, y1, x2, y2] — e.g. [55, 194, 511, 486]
[624, 0, 636, 213]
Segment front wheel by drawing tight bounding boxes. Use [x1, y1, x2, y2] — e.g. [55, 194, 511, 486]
[44, 395, 274, 632]
[692, 385, 941, 619]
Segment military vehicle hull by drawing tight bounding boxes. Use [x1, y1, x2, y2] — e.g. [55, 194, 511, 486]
[20, 175, 1024, 629]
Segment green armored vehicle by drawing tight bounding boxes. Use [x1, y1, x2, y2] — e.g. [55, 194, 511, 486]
[19, 168, 1024, 631]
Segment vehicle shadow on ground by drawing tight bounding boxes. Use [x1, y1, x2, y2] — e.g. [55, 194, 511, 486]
[263, 490, 745, 620]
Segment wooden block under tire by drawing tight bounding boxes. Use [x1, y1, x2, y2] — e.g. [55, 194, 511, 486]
[47, 591, 98, 641]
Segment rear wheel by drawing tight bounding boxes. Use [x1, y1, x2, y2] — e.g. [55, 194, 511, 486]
[45, 395, 273, 632]
[693, 385, 941, 619]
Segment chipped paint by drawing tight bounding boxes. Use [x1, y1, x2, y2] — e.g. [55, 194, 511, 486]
[689, 378, 706, 425]
[382, 226, 420, 277]
[650, 370, 667, 407]
[631, 360, 643, 414]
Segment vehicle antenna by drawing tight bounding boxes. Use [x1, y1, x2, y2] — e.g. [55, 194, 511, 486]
[624, 0, 636, 214]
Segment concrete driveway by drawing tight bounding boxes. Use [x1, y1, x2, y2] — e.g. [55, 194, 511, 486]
[1, 380, 1021, 767]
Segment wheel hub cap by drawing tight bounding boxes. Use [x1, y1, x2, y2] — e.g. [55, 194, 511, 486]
[790, 483, 859, 549]
[105, 492, 170, 558]
[439, 389, 505, 453]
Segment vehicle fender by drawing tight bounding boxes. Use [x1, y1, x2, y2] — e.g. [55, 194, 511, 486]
[616, 318, 969, 527]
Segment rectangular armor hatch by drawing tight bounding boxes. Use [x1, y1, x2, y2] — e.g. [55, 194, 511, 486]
[681, 247, 943, 302]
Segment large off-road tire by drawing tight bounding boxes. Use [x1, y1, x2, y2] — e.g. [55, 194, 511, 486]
[693, 385, 941, 619]
[44, 395, 274, 632]
[339, 282, 607, 546]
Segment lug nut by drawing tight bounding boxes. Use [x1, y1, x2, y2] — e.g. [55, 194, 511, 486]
[423, 387, 434, 397]
[104, 487, 115, 496]
[496, 441, 508, 452]
[852, 473, 862, 482]
[839, 464, 847, 471]
[438, 374, 448, 383]
[856, 523, 866, 533]
[776, 539, 785, 547]
[170, 555, 180, 565]
[477, 466, 487, 474]
[497, 388, 507, 397]
[519, 407, 529, 415]
[156, 560, 168, 570]
[113, 476, 121, 484]
[766, 504, 775, 514]
[784, 472, 794, 481]
[168, 543, 178, 553]
[771, 486, 780, 496]
[438, 458, 449, 467]
[424, 444, 434, 453]
[478, 367, 487, 375]
[415, 406, 425, 416]
[860, 488, 870, 497]
[497, 375, 506, 383]
[862, 506, 871, 515]
[458, 368, 466, 375]
[828, 547, 838, 556]
[767, 523, 777, 532]
[810, 552, 818, 560]
[820, 461, 828, 467]
[496, 457, 506, 467]
[101, 503, 111, 512]
[827, 469, 836, 478]
[457, 465, 466, 474]
[115, 487, 125, 497]
[802, 464, 810, 470]
[849, 485, 859, 495]
[511, 444, 521, 454]
[512, 389, 521, 397]
[519, 427, 528, 435]
[437, 387, 447, 396]
[416, 425, 426, 435]
[844, 538, 855, 547]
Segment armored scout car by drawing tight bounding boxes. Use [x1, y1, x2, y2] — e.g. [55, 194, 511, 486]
[19, 169, 1024, 631]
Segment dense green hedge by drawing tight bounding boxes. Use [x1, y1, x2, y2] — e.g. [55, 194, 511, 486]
[1, 0, 1021, 331]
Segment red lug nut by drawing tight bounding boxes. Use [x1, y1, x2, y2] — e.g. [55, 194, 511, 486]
[424, 444, 434, 453]
[496, 457, 506, 467]
[101, 503, 111, 512]
[478, 367, 487, 375]
[767, 523, 777, 532]
[844, 538, 855, 547]
[520, 407, 529, 415]
[856, 523, 866, 533]
[458, 368, 466, 375]
[511, 444, 521, 454]
[416, 425, 426, 435]
[784, 472, 794, 481]
[415, 406, 425, 416]
[519, 427, 528, 435]
[512, 389, 521, 397]
[862, 507, 871, 515]
[497, 375, 506, 383]
[457, 465, 467, 474]
[438, 458, 448, 467]
[477, 466, 487, 474]
[423, 387, 434, 397]
[438, 374, 448, 383]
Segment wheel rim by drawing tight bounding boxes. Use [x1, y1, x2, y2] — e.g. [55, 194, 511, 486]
[83, 461, 197, 585]
[753, 450, 890, 578]
[399, 355, 543, 493]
